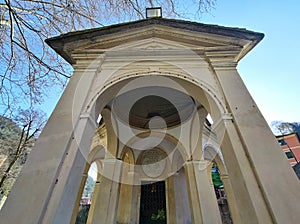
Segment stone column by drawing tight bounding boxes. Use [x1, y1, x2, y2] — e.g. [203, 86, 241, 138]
[166, 175, 177, 224]
[184, 161, 202, 224]
[106, 159, 122, 223]
[214, 66, 300, 223]
[101, 107, 118, 159]
[86, 178, 101, 224]
[130, 172, 141, 224]
[220, 174, 242, 224]
[194, 160, 222, 224]
[87, 106, 122, 223]
[190, 106, 207, 160]
[0, 69, 98, 224]
[117, 170, 135, 223]
[89, 158, 122, 223]
[174, 169, 191, 223]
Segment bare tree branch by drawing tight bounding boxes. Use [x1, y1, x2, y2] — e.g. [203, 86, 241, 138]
[0, 0, 215, 117]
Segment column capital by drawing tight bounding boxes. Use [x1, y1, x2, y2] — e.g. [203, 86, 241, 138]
[204, 49, 239, 71]
[213, 63, 238, 71]
[102, 158, 123, 167]
[101, 158, 123, 182]
[185, 160, 211, 172]
[79, 113, 97, 126]
[212, 113, 233, 128]
[211, 113, 233, 137]
[72, 54, 104, 71]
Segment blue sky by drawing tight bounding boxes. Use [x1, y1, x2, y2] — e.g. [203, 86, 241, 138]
[198, 0, 300, 123]
[43, 0, 300, 125]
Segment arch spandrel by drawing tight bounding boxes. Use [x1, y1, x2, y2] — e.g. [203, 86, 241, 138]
[88, 144, 106, 164]
[203, 144, 227, 175]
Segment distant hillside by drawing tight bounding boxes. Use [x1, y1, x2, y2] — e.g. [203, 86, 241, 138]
[0, 116, 23, 197]
[0, 116, 21, 152]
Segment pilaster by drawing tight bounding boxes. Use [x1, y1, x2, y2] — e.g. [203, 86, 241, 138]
[220, 174, 241, 224]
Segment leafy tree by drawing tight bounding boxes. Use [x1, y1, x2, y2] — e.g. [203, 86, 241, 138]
[0, 0, 216, 117]
[271, 120, 294, 135]
[289, 122, 300, 135]
[270, 120, 300, 164]
[75, 205, 90, 224]
[271, 120, 300, 135]
[212, 164, 222, 187]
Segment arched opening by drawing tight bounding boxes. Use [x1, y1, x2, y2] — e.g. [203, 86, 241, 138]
[75, 162, 101, 224]
[115, 130, 189, 223]
[71, 139, 106, 224]
[72, 72, 227, 223]
[74, 162, 97, 224]
[136, 148, 169, 224]
[211, 163, 233, 224]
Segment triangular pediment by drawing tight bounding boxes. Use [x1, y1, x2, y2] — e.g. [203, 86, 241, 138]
[46, 18, 263, 64]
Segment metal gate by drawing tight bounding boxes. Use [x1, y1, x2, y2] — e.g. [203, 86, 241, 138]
[139, 181, 167, 224]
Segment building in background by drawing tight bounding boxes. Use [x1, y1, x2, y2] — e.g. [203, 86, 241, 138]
[276, 133, 300, 166]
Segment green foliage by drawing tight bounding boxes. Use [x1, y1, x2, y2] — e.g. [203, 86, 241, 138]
[75, 175, 95, 223]
[0, 117, 21, 139]
[212, 165, 223, 187]
[75, 205, 90, 224]
[151, 209, 166, 221]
